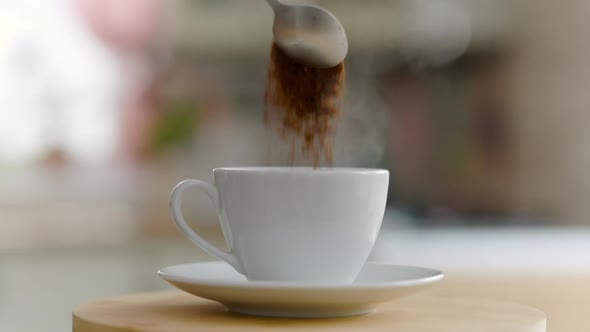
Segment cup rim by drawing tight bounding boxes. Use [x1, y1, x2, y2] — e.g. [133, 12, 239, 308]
[213, 167, 388, 175]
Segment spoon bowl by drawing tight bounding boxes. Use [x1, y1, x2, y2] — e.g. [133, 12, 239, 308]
[267, 0, 348, 68]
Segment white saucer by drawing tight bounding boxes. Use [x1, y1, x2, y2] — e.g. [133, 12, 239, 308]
[158, 261, 444, 318]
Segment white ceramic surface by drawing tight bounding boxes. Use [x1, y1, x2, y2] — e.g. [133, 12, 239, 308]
[170, 167, 389, 283]
[158, 261, 444, 318]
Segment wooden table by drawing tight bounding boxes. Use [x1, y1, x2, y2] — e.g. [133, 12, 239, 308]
[434, 276, 590, 332]
[72, 274, 590, 332]
[73, 290, 546, 332]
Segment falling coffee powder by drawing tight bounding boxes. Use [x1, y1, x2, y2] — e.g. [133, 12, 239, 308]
[264, 43, 345, 165]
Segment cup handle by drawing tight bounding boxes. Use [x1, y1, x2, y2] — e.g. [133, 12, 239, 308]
[170, 179, 243, 274]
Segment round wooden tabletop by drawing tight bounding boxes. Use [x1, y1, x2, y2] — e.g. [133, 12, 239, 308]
[73, 291, 546, 332]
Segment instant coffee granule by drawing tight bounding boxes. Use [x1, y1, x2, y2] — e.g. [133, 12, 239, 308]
[264, 43, 345, 165]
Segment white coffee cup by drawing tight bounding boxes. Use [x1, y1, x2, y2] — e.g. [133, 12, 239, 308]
[170, 167, 389, 283]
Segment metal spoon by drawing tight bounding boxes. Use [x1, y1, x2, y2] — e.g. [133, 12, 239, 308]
[266, 0, 348, 68]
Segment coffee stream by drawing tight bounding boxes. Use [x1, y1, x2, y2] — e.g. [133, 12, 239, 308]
[264, 43, 345, 166]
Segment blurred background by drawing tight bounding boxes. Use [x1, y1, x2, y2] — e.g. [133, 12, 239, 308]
[1, 0, 589, 331]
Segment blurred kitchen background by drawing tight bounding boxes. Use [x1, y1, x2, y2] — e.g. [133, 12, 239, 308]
[1, 0, 590, 331]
